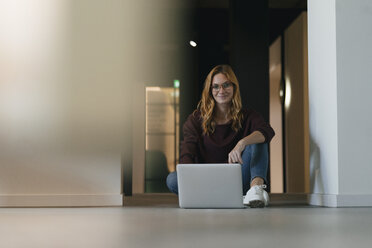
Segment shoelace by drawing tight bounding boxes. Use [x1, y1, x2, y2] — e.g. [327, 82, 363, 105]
[253, 184, 267, 193]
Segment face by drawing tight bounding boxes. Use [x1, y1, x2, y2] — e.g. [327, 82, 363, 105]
[211, 73, 234, 106]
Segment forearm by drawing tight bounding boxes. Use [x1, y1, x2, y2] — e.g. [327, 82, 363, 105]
[238, 131, 265, 148]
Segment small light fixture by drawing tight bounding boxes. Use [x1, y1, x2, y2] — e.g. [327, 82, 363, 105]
[189, 40, 197, 47]
[173, 79, 180, 88]
[284, 78, 291, 109]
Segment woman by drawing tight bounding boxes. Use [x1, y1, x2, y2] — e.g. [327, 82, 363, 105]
[166, 64, 275, 208]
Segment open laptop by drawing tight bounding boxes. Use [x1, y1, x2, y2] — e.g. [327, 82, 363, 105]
[177, 163, 245, 209]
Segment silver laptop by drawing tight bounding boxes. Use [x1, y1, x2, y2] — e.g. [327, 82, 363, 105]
[177, 163, 244, 209]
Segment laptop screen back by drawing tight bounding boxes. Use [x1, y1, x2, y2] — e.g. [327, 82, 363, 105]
[177, 164, 244, 209]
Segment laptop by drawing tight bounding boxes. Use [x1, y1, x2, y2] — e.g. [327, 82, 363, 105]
[177, 163, 245, 209]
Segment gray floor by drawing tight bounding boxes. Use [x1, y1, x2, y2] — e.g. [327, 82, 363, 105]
[0, 197, 371, 248]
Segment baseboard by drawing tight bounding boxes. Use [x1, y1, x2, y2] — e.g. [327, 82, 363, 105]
[269, 193, 308, 205]
[4, 193, 370, 207]
[309, 193, 372, 207]
[0, 194, 123, 207]
[308, 193, 338, 207]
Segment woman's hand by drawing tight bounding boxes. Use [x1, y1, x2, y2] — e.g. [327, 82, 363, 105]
[228, 131, 265, 164]
[228, 141, 245, 164]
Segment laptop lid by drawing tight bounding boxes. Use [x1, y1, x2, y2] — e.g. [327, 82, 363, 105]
[177, 163, 244, 209]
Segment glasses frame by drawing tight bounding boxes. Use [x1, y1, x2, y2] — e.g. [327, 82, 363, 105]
[211, 81, 233, 92]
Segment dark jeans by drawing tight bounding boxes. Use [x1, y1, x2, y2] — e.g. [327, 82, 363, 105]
[166, 143, 269, 195]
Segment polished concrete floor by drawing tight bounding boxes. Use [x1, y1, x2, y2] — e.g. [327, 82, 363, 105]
[0, 196, 371, 248]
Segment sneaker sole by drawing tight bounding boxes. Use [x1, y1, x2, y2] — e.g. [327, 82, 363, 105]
[249, 200, 265, 208]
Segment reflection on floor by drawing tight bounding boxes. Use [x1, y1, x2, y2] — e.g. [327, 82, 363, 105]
[0, 194, 371, 248]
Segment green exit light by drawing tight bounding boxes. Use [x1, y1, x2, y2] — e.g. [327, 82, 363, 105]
[174, 79, 180, 88]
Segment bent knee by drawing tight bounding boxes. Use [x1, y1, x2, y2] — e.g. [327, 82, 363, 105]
[166, 171, 178, 189]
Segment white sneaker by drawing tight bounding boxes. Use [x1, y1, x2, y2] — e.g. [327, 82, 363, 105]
[243, 185, 269, 208]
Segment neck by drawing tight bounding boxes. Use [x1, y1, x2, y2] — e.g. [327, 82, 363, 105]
[214, 103, 231, 121]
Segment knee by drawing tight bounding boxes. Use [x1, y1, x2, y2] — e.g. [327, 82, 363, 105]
[166, 171, 178, 194]
[242, 143, 268, 163]
[253, 143, 268, 156]
[166, 172, 176, 187]
[257, 142, 268, 149]
[244, 143, 268, 154]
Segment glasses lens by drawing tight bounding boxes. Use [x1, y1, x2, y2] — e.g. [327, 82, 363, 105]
[222, 82, 232, 89]
[212, 82, 232, 91]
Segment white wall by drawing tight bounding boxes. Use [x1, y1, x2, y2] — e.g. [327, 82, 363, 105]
[308, 0, 339, 196]
[0, 0, 184, 206]
[0, 0, 131, 206]
[336, 0, 372, 195]
[308, 0, 372, 206]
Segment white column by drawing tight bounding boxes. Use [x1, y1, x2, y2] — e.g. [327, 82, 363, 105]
[308, 0, 372, 207]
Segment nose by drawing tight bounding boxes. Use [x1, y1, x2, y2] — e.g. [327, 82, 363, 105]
[219, 86, 226, 93]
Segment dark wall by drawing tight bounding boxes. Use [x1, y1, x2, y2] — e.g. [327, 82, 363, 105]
[180, 0, 271, 132]
[230, 0, 270, 121]
[179, 7, 230, 140]
[269, 8, 304, 45]
[196, 8, 230, 95]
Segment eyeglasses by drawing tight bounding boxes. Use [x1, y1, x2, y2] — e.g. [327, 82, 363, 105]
[211, 82, 233, 91]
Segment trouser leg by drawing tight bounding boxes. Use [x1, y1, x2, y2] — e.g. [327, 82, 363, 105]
[241, 143, 269, 193]
[166, 171, 178, 194]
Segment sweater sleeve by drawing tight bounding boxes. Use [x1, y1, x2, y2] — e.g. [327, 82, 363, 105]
[249, 110, 275, 143]
[179, 113, 201, 164]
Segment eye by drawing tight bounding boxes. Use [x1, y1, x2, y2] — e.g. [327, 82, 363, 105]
[222, 82, 232, 89]
[212, 84, 219, 90]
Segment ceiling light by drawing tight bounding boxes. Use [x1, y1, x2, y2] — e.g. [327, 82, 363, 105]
[189, 40, 197, 47]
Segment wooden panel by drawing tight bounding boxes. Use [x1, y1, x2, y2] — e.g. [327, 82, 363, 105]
[284, 12, 308, 193]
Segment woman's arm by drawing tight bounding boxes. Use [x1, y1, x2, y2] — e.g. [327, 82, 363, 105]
[250, 110, 275, 143]
[228, 110, 275, 164]
[228, 131, 265, 164]
[239, 130, 265, 146]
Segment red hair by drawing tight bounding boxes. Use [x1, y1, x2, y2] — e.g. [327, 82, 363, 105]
[196, 65, 243, 135]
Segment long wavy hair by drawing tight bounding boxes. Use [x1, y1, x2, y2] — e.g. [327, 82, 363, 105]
[196, 64, 244, 135]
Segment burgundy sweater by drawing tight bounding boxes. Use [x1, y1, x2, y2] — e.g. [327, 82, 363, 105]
[179, 109, 275, 164]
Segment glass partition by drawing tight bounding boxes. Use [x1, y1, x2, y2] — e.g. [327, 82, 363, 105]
[145, 87, 179, 193]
